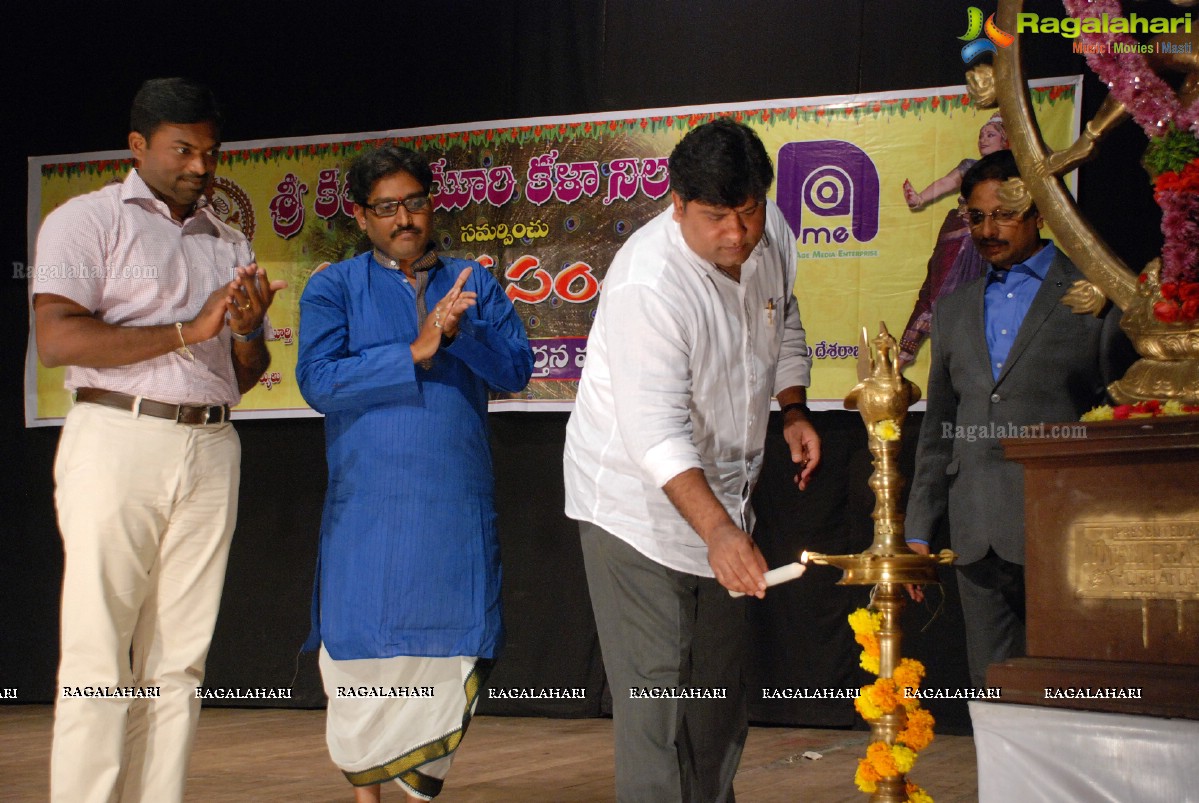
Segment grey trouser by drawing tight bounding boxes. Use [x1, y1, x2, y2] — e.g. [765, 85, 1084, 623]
[580, 521, 748, 803]
[956, 549, 1026, 690]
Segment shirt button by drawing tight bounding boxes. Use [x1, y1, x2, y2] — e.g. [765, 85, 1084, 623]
[991, 393, 1001, 403]
[1000, 329, 1008, 335]
[1007, 292, 1014, 299]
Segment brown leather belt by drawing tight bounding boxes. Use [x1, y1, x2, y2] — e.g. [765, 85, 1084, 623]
[75, 388, 230, 425]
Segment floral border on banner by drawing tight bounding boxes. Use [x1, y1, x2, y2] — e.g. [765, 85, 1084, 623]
[40, 86, 1075, 180]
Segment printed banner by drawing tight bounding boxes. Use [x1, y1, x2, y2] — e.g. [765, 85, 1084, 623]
[24, 78, 1081, 425]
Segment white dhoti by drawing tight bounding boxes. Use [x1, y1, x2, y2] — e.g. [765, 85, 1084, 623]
[318, 646, 487, 800]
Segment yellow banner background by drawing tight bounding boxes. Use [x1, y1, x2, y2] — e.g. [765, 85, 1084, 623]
[25, 79, 1080, 423]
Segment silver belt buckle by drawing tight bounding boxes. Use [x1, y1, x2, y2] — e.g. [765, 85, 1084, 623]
[176, 403, 225, 425]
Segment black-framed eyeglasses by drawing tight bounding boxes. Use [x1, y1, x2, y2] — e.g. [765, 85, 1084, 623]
[363, 195, 432, 217]
[959, 207, 1026, 228]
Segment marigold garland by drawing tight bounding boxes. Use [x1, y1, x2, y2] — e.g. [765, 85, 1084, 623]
[906, 783, 934, 803]
[849, 607, 935, 802]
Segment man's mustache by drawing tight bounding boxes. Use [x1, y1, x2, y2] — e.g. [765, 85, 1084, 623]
[391, 226, 421, 237]
[978, 238, 1007, 248]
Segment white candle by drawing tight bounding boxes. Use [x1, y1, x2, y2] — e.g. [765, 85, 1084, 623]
[728, 561, 807, 598]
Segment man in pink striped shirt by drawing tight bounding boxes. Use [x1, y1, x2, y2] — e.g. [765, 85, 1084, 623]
[33, 77, 285, 803]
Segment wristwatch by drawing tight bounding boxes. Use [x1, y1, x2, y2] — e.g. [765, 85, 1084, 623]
[781, 401, 811, 417]
[230, 325, 264, 343]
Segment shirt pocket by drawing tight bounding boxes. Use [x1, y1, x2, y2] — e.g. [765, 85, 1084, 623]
[754, 293, 785, 345]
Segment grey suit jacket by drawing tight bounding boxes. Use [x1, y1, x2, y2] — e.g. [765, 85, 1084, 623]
[905, 245, 1133, 565]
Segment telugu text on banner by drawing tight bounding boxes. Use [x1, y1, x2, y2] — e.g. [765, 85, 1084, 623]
[25, 78, 1080, 425]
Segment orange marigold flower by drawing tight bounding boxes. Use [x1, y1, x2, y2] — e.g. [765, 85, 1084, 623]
[855, 759, 881, 793]
[855, 630, 880, 654]
[865, 678, 901, 713]
[867, 741, 900, 776]
[892, 657, 925, 694]
[855, 688, 883, 720]
[899, 708, 936, 751]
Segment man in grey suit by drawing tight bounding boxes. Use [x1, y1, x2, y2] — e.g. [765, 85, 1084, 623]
[904, 149, 1133, 690]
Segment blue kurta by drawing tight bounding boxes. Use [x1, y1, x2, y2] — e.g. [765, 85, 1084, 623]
[297, 252, 533, 660]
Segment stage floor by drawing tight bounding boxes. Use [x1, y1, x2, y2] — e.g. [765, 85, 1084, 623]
[0, 705, 978, 801]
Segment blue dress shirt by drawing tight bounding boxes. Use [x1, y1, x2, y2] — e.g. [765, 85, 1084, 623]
[984, 241, 1055, 380]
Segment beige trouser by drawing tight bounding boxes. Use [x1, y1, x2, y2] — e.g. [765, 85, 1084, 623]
[50, 402, 240, 803]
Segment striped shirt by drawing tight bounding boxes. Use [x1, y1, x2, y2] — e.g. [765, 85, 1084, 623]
[33, 169, 254, 405]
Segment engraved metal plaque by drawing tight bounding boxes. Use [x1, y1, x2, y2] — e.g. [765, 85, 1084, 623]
[1070, 520, 1199, 600]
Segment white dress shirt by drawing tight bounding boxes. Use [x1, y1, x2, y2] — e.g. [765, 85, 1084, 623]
[564, 201, 811, 576]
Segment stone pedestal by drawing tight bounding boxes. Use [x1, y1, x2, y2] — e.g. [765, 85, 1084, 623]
[987, 417, 1199, 719]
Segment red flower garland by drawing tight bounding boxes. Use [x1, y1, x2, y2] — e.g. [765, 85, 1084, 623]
[1064, 0, 1199, 321]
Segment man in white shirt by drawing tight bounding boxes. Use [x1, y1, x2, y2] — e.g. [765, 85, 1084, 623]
[563, 118, 819, 802]
[33, 77, 285, 803]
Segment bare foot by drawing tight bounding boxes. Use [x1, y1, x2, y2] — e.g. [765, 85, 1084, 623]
[353, 783, 381, 803]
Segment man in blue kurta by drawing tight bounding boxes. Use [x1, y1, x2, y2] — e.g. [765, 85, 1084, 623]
[297, 145, 533, 803]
